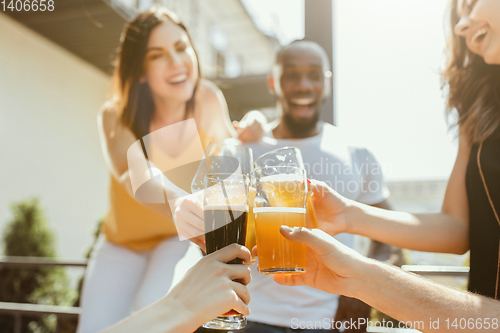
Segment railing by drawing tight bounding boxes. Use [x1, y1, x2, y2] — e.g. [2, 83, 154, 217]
[0, 256, 88, 333]
[402, 265, 470, 277]
[0, 256, 88, 268]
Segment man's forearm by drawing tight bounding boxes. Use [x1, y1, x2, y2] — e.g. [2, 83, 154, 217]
[348, 203, 468, 254]
[353, 259, 500, 332]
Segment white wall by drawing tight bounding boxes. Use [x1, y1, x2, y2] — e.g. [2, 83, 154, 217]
[0, 13, 111, 259]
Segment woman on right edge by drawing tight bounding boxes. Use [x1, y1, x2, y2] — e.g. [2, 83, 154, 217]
[310, 0, 500, 298]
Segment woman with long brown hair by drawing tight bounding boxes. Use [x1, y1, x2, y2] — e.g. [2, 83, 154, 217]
[77, 6, 263, 333]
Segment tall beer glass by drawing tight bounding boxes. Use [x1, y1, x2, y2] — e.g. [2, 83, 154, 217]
[254, 147, 318, 229]
[252, 166, 307, 274]
[203, 173, 249, 329]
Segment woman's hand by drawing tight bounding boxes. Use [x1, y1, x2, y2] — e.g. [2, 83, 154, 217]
[163, 244, 252, 330]
[173, 193, 206, 251]
[234, 110, 267, 143]
[102, 244, 252, 333]
[272, 226, 367, 298]
[309, 179, 352, 236]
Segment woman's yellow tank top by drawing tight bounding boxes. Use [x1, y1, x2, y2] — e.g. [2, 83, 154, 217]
[101, 129, 212, 252]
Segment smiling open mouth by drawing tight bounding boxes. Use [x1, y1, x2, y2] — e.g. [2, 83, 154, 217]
[290, 97, 315, 106]
[168, 73, 188, 85]
[288, 97, 317, 116]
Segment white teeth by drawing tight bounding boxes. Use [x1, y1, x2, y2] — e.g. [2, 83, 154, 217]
[472, 28, 488, 45]
[169, 74, 188, 83]
[291, 98, 315, 105]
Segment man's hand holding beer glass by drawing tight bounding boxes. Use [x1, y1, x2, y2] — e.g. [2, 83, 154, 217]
[253, 180, 500, 333]
[269, 226, 368, 298]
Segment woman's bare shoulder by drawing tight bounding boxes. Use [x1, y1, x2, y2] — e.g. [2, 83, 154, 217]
[198, 78, 221, 94]
[195, 79, 226, 118]
[197, 79, 223, 105]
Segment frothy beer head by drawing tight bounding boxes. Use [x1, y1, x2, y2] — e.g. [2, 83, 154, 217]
[204, 182, 248, 206]
[259, 174, 307, 208]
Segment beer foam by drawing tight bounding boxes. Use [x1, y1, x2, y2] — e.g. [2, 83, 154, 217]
[260, 174, 303, 183]
[253, 207, 306, 214]
[204, 204, 249, 212]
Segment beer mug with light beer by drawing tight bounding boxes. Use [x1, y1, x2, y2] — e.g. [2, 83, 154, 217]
[252, 166, 307, 274]
[254, 146, 318, 228]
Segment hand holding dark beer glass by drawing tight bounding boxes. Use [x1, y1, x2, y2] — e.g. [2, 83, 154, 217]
[202, 173, 249, 330]
[182, 143, 253, 250]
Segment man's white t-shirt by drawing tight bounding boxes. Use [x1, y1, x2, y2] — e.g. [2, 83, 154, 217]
[243, 121, 389, 328]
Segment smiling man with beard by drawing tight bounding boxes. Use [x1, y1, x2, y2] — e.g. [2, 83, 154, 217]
[242, 40, 401, 333]
[271, 41, 326, 139]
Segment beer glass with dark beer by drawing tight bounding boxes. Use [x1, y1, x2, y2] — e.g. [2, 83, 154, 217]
[203, 173, 249, 329]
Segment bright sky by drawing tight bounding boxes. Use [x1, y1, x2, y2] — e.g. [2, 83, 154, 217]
[242, 0, 458, 181]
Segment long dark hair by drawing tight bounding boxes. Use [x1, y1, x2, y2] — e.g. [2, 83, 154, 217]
[442, 0, 500, 144]
[109, 6, 200, 140]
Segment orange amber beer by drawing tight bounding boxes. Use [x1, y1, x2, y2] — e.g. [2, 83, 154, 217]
[254, 207, 306, 274]
[252, 166, 308, 275]
[253, 147, 318, 229]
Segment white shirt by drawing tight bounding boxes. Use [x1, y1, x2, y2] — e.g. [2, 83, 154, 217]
[242, 121, 389, 328]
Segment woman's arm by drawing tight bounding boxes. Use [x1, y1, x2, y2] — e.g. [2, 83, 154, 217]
[101, 244, 252, 333]
[311, 137, 470, 254]
[98, 106, 175, 219]
[274, 227, 499, 333]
